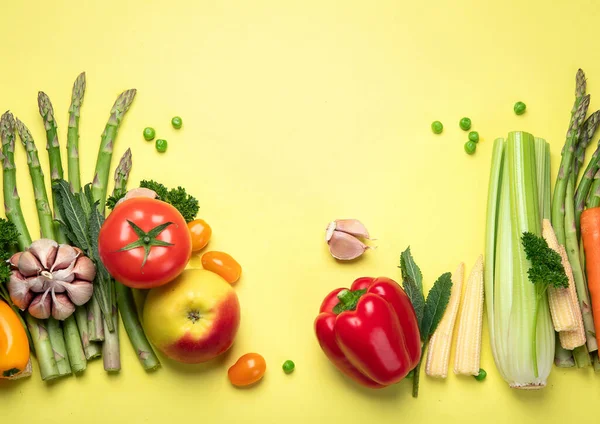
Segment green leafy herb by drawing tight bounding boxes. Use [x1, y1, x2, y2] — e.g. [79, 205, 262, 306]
[522, 232, 569, 290]
[400, 247, 426, 325]
[52, 178, 115, 332]
[419, 272, 453, 340]
[0, 219, 19, 302]
[139, 180, 199, 222]
[106, 191, 126, 210]
[52, 179, 90, 250]
[398, 246, 453, 398]
[400, 246, 423, 291]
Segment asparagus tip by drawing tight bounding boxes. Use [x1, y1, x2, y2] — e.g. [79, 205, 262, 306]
[577, 68, 587, 97]
[0, 111, 15, 139]
[37, 91, 55, 120]
[14, 118, 33, 144]
[70, 73, 86, 107]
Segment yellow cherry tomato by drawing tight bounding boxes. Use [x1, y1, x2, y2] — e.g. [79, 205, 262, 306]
[201, 251, 242, 284]
[228, 353, 266, 387]
[188, 219, 212, 252]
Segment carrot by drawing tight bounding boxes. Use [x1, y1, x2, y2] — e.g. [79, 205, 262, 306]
[580, 207, 600, 343]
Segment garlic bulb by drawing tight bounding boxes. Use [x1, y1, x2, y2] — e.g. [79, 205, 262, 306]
[8, 239, 96, 320]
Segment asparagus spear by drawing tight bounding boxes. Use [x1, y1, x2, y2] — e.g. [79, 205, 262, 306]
[38, 92, 67, 244]
[91, 89, 136, 212]
[74, 305, 101, 360]
[574, 111, 600, 178]
[574, 111, 600, 230]
[587, 169, 600, 208]
[88, 296, 105, 342]
[102, 297, 120, 372]
[101, 150, 132, 372]
[111, 149, 160, 370]
[47, 317, 72, 376]
[15, 118, 56, 241]
[26, 315, 60, 380]
[0, 112, 31, 249]
[67, 73, 85, 193]
[552, 94, 590, 245]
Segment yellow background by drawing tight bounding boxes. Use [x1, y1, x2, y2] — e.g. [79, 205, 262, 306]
[1, 0, 600, 422]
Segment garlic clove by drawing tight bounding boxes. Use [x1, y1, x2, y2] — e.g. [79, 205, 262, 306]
[18, 251, 43, 277]
[8, 271, 32, 310]
[27, 275, 46, 292]
[29, 239, 58, 269]
[328, 230, 370, 261]
[52, 261, 75, 283]
[325, 221, 336, 242]
[51, 244, 79, 272]
[51, 291, 75, 320]
[72, 256, 96, 282]
[9, 252, 22, 268]
[333, 219, 370, 239]
[46, 279, 67, 293]
[65, 280, 94, 306]
[28, 291, 51, 319]
[124, 187, 157, 200]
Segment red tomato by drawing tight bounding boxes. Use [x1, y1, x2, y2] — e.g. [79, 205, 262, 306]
[98, 197, 192, 289]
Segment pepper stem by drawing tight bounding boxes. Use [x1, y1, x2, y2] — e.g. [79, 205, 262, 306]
[332, 288, 367, 314]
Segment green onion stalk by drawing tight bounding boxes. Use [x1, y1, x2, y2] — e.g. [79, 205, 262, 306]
[1, 112, 59, 380]
[87, 89, 136, 345]
[112, 150, 161, 371]
[485, 133, 554, 388]
[15, 118, 75, 377]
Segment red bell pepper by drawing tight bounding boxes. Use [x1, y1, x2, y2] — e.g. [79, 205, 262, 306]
[314, 277, 421, 388]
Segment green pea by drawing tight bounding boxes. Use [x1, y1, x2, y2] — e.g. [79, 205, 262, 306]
[464, 141, 477, 155]
[155, 139, 168, 153]
[143, 127, 156, 141]
[459, 117, 472, 131]
[468, 131, 479, 143]
[514, 101, 526, 115]
[171, 116, 183, 129]
[431, 121, 443, 134]
[474, 368, 487, 381]
[282, 360, 295, 374]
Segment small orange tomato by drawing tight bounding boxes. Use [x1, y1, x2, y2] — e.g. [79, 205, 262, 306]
[228, 353, 266, 387]
[201, 251, 241, 284]
[188, 219, 212, 252]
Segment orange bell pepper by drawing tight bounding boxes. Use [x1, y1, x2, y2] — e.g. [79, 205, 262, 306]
[0, 300, 30, 378]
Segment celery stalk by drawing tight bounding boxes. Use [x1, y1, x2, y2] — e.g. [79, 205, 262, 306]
[485, 132, 554, 388]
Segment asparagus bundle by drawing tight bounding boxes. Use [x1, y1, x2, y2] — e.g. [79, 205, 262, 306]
[552, 69, 600, 368]
[0, 112, 59, 380]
